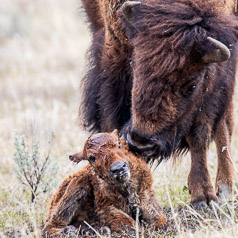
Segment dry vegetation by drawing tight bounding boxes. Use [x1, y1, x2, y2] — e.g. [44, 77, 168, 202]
[0, 0, 238, 237]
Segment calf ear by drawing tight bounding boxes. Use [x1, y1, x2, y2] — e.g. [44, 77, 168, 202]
[69, 151, 85, 164]
[112, 129, 119, 137]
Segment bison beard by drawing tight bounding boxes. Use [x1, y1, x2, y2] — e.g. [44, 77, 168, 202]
[80, 0, 238, 209]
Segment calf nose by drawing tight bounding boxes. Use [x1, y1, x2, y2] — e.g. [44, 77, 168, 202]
[110, 161, 127, 173]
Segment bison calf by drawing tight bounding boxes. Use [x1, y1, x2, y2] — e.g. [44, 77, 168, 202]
[43, 130, 166, 237]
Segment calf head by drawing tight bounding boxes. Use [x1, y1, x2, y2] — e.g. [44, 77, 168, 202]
[120, 0, 238, 161]
[69, 130, 131, 187]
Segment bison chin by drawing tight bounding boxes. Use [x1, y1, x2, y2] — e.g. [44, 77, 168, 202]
[124, 128, 176, 163]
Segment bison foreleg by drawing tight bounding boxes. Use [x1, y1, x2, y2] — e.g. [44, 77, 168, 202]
[214, 118, 237, 201]
[187, 126, 218, 209]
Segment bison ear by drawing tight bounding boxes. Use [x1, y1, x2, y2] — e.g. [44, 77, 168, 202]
[120, 1, 141, 38]
[121, 1, 141, 20]
[69, 151, 85, 164]
[202, 37, 231, 63]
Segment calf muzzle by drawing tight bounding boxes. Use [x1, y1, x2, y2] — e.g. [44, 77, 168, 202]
[110, 161, 130, 183]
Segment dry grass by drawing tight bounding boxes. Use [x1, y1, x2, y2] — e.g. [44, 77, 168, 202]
[0, 0, 238, 237]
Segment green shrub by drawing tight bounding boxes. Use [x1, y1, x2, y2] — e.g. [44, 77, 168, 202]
[13, 130, 58, 203]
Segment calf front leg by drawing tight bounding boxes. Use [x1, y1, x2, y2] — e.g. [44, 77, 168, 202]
[98, 206, 136, 232]
[187, 126, 218, 209]
[43, 178, 88, 237]
[135, 191, 166, 228]
[140, 200, 167, 229]
[214, 118, 237, 200]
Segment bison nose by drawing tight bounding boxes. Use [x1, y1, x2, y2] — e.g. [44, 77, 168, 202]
[126, 133, 156, 156]
[110, 161, 127, 174]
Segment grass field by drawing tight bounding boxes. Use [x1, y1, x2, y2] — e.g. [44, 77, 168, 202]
[0, 0, 238, 237]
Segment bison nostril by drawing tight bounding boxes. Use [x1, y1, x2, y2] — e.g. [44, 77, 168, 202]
[122, 162, 127, 168]
[127, 133, 155, 155]
[126, 133, 133, 146]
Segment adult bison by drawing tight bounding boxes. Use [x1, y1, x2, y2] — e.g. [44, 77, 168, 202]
[80, 0, 238, 209]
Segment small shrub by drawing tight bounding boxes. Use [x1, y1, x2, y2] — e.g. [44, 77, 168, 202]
[13, 130, 58, 203]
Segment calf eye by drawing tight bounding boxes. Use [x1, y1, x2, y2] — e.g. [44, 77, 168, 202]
[89, 155, 96, 162]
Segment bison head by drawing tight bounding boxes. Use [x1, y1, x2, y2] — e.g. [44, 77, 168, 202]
[69, 130, 131, 187]
[120, 0, 237, 161]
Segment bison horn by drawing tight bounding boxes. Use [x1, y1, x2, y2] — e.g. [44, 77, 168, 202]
[202, 37, 231, 63]
[121, 1, 141, 19]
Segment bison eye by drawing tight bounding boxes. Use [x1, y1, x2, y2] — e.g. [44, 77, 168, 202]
[89, 155, 96, 162]
[181, 84, 197, 97]
[187, 84, 197, 94]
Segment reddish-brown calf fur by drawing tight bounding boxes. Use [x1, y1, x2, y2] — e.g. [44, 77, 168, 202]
[43, 131, 166, 237]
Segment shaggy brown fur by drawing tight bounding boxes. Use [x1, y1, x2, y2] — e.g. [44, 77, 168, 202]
[80, 0, 238, 209]
[80, 0, 237, 131]
[80, 0, 133, 132]
[122, 0, 238, 209]
[43, 130, 166, 237]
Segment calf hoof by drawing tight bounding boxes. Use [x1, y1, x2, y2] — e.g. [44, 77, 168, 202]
[64, 225, 78, 235]
[216, 181, 236, 202]
[81, 226, 99, 235]
[100, 226, 111, 235]
[154, 217, 167, 229]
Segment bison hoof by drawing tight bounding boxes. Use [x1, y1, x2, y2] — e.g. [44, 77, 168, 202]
[216, 181, 235, 202]
[209, 201, 219, 212]
[191, 201, 208, 211]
